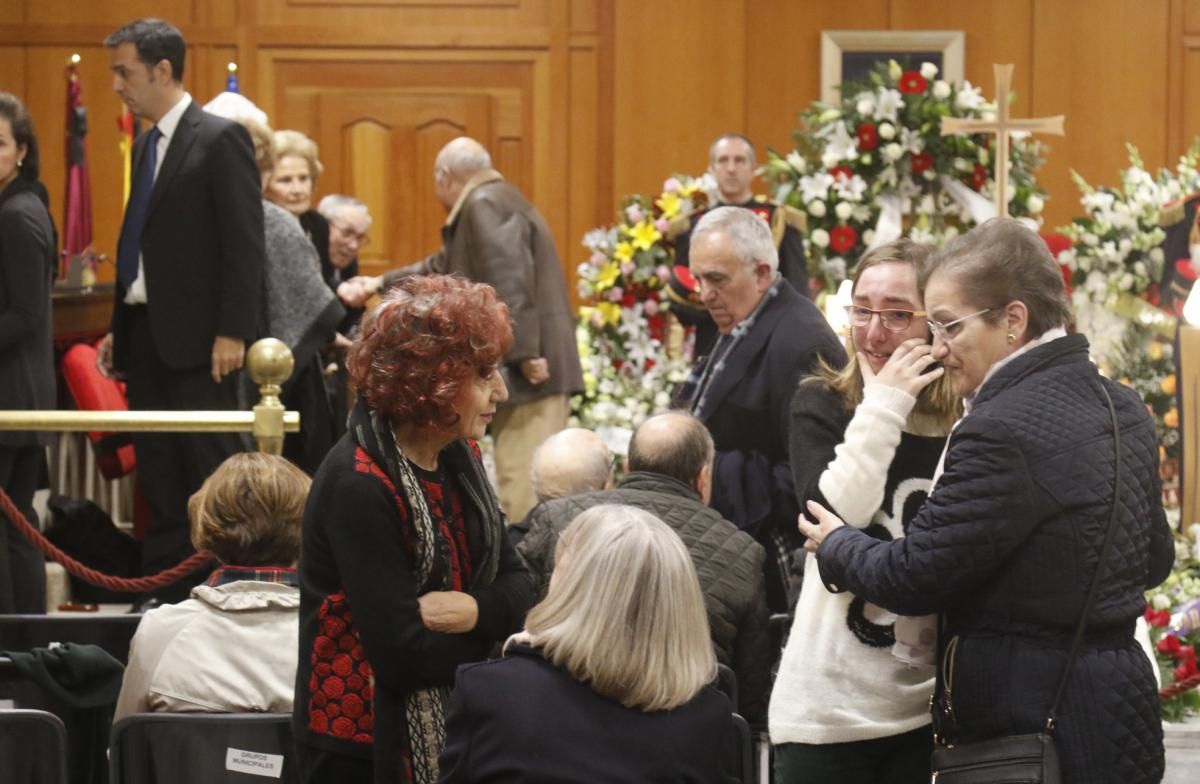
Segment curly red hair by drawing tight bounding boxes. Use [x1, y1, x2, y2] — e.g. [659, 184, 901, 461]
[347, 275, 513, 427]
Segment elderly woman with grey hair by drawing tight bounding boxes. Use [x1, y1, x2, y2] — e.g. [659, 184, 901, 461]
[438, 504, 734, 783]
[799, 218, 1175, 783]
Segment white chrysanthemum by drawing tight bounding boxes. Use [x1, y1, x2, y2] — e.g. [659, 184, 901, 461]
[808, 200, 827, 218]
[955, 81, 984, 111]
[932, 80, 951, 100]
[811, 228, 830, 248]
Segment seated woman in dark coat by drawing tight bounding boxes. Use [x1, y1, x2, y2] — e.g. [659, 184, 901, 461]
[799, 218, 1176, 784]
[293, 275, 533, 784]
[438, 504, 735, 784]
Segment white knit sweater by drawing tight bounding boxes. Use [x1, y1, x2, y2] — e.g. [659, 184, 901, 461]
[769, 383, 946, 745]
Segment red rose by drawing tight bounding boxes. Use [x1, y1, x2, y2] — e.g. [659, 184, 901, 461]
[830, 166, 853, 182]
[326, 703, 341, 718]
[341, 694, 365, 719]
[1158, 635, 1182, 655]
[311, 690, 327, 708]
[1175, 660, 1198, 682]
[346, 674, 365, 692]
[856, 123, 878, 151]
[332, 653, 354, 677]
[351, 644, 366, 662]
[830, 225, 859, 254]
[899, 70, 928, 95]
[338, 634, 356, 651]
[971, 164, 987, 191]
[309, 712, 329, 733]
[621, 292, 636, 308]
[322, 677, 345, 699]
[331, 717, 356, 739]
[315, 662, 332, 677]
[354, 733, 372, 743]
[1150, 609, 1172, 627]
[911, 151, 934, 174]
[359, 714, 374, 731]
[1180, 645, 1197, 663]
[322, 616, 346, 638]
[314, 635, 337, 659]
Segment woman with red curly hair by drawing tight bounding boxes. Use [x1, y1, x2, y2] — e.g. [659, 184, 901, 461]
[293, 275, 533, 784]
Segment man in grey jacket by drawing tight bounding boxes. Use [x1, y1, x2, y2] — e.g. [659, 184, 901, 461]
[339, 137, 583, 521]
[517, 412, 771, 725]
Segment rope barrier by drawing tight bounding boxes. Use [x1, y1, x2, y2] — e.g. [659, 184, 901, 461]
[0, 487, 212, 593]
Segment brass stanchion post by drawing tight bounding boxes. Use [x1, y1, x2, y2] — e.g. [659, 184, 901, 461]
[246, 338, 295, 455]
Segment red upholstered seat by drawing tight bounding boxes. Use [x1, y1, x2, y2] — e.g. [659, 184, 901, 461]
[60, 342, 136, 480]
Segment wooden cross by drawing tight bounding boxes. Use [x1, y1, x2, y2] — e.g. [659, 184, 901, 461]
[940, 64, 1065, 217]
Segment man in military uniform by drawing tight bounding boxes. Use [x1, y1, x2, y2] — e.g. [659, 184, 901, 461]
[667, 134, 808, 356]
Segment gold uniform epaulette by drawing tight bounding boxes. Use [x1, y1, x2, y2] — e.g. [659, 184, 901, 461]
[665, 213, 693, 241]
[1159, 193, 1200, 227]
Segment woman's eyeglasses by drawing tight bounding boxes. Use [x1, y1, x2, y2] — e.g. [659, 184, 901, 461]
[927, 308, 992, 342]
[845, 306, 927, 332]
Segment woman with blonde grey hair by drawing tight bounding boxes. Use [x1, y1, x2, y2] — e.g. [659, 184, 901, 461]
[437, 504, 734, 783]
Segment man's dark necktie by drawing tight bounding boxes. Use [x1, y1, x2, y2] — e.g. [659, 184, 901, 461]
[116, 126, 161, 289]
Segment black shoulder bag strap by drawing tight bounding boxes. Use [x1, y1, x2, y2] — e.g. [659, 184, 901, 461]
[1044, 382, 1122, 732]
[932, 381, 1124, 741]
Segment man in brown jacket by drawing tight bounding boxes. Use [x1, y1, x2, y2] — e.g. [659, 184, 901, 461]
[339, 137, 583, 520]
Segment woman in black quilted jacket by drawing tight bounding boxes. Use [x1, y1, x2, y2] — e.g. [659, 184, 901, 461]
[799, 217, 1175, 784]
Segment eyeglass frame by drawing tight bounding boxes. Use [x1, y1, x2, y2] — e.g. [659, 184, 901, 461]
[329, 220, 371, 247]
[844, 305, 928, 332]
[927, 308, 993, 342]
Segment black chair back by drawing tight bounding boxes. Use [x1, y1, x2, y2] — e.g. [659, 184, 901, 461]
[109, 713, 296, 784]
[0, 614, 142, 664]
[729, 713, 754, 784]
[0, 708, 69, 784]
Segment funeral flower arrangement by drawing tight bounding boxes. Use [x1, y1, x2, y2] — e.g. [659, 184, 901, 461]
[571, 175, 711, 447]
[1145, 525, 1200, 720]
[763, 59, 1048, 295]
[1057, 142, 1200, 466]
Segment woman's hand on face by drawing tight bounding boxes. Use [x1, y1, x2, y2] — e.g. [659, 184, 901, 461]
[798, 500, 848, 554]
[859, 338, 943, 398]
[417, 591, 479, 633]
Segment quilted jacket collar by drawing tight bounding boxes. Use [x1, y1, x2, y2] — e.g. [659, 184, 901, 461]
[972, 333, 1091, 410]
[617, 471, 702, 502]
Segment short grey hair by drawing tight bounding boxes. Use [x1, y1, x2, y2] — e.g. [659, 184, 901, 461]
[317, 194, 369, 221]
[627, 411, 713, 485]
[526, 504, 716, 711]
[530, 429, 612, 502]
[708, 133, 756, 166]
[929, 217, 1073, 338]
[435, 137, 492, 182]
[691, 205, 779, 274]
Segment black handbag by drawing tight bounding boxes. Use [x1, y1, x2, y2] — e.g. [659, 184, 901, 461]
[928, 384, 1122, 784]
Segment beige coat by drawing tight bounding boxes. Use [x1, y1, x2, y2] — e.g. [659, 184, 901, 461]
[113, 581, 299, 721]
[382, 171, 583, 405]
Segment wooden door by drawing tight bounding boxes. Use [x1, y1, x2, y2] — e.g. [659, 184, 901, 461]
[316, 92, 494, 270]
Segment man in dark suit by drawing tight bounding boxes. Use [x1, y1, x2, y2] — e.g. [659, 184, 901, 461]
[682, 206, 845, 612]
[97, 18, 264, 601]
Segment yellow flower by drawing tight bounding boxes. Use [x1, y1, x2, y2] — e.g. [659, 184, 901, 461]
[656, 192, 682, 219]
[613, 242, 634, 263]
[629, 220, 662, 252]
[595, 263, 621, 289]
[597, 302, 621, 325]
[1164, 407, 1179, 429]
[1149, 341, 1164, 361]
[1161, 374, 1177, 396]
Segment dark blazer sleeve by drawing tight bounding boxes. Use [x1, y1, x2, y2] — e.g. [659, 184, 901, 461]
[789, 382, 847, 513]
[815, 414, 1042, 615]
[0, 204, 51, 353]
[210, 121, 265, 341]
[437, 667, 476, 783]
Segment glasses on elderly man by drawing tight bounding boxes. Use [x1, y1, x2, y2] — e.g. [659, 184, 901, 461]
[331, 222, 371, 247]
[927, 308, 993, 342]
[844, 306, 928, 332]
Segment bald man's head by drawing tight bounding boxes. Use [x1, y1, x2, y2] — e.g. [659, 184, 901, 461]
[530, 428, 613, 504]
[432, 137, 493, 211]
[627, 412, 714, 497]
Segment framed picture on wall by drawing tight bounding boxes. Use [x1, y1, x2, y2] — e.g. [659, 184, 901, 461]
[820, 30, 965, 104]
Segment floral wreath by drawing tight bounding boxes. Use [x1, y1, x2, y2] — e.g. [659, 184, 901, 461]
[570, 175, 714, 447]
[763, 58, 1048, 295]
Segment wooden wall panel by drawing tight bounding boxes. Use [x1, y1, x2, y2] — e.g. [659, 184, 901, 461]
[21, 0, 198, 27]
[612, 0, 747, 203]
[746, 0, 891, 164]
[1032, 0, 1170, 226]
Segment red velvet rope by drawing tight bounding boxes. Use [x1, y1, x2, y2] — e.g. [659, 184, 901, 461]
[0, 487, 212, 593]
